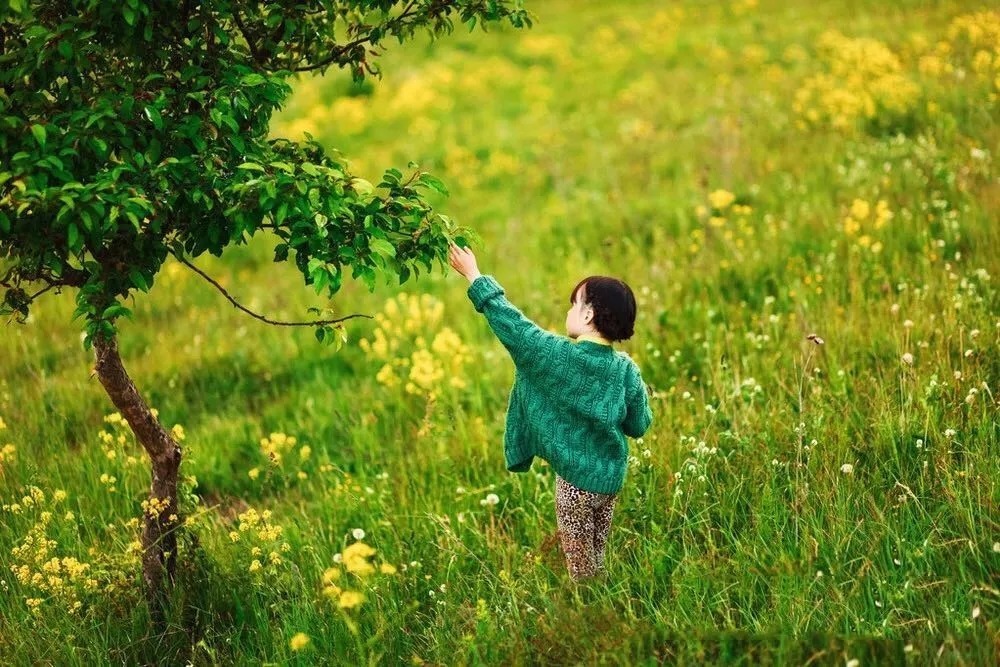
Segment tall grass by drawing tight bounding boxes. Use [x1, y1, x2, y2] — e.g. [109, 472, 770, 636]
[1, 0, 997, 663]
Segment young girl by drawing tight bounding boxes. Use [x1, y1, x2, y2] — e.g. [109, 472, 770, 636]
[447, 242, 653, 580]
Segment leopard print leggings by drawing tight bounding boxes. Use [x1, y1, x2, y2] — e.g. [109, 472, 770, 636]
[555, 474, 617, 580]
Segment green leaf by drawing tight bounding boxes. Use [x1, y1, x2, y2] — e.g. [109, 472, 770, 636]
[144, 107, 163, 130]
[101, 304, 132, 320]
[67, 223, 80, 251]
[129, 269, 149, 292]
[370, 238, 396, 258]
[270, 161, 295, 174]
[31, 124, 46, 148]
[360, 266, 376, 291]
[328, 267, 343, 295]
[237, 162, 265, 172]
[241, 73, 267, 86]
[350, 178, 374, 196]
[312, 267, 329, 294]
[418, 173, 449, 196]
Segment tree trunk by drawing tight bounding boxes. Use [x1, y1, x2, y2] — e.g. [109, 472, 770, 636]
[93, 334, 182, 619]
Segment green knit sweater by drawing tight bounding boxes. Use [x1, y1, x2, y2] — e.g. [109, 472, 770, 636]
[467, 274, 653, 494]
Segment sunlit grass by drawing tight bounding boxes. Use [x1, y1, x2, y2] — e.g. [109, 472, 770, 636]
[1, 0, 997, 663]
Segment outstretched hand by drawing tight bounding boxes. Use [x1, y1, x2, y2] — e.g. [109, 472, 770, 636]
[448, 242, 482, 283]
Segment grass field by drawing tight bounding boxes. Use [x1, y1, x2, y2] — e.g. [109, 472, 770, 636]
[1, 0, 998, 663]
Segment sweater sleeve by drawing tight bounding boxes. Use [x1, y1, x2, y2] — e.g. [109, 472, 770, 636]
[466, 275, 564, 369]
[622, 361, 653, 438]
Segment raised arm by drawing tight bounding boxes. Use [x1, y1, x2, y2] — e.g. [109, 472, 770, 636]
[449, 244, 566, 370]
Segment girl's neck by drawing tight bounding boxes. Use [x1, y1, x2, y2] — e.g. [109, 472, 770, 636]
[577, 331, 612, 345]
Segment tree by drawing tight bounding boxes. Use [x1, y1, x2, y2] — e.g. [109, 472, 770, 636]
[0, 0, 529, 616]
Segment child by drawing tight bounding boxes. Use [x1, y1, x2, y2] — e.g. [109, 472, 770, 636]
[447, 242, 653, 580]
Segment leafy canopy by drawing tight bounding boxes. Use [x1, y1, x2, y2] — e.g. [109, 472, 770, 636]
[0, 0, 530, 345]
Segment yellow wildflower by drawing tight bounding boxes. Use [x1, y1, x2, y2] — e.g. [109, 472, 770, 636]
[850, 199, 870, 220]
[874, 200, 893, 229]
[342, 541, 377, 576]
[289, 633, 310, 652]
[338, 590, 364, 609]
[709, 189, 736, 209]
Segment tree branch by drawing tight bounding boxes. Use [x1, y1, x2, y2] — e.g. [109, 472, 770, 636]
[175, 254, 372, 327]
[231, 4, 266, 66]
[292, 0, 422, 73]
[28, 283, 58, 300]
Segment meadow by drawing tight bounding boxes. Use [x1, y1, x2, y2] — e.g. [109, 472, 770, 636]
[1, 0, 998, 663]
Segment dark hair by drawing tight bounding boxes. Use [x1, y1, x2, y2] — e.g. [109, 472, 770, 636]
[569, 276, 637, 342]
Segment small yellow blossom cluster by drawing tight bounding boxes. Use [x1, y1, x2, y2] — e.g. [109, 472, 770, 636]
[99, 473, 118, 493]
[691, 190, 757, 261]
[793, 31, 919, 130]
[518, 33, 574, 68]
[289, 632, 311, 652]
[941, 12, 1000, 100]
[10, 512, 97, 615]
[0, 415, 14, 473]
[6, 487, 141, 617]
[250, 431, 312, 481]
[386, 63, 456, 117]
[257, 432, 303, 465]
[321, 540, 397, 611]
[697, 188, 753, 229]
[140, 495, 171, 519]
[842, 198, 894, 253]
[272, 63, 458, 142]
[914, 12, 1000, 106]
[99, 412, 162, 468]
[231, 508, 291, 579]
[946, 12, 1000, 53]
[2, 484, 47, 515]
[2, 486, 142, 614]
[441, 143, 483, 191]
[360, 293, 472, 400]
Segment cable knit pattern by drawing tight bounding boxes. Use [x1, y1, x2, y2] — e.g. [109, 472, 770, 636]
[467, 275, 653, 494]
